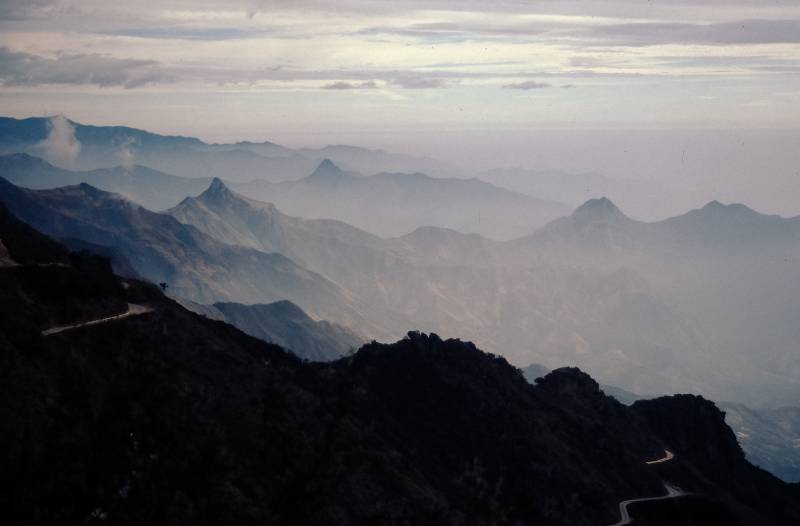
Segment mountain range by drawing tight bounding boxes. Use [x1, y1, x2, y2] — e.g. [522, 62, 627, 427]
[0, 176, 403, 342]
[4, 165, 799, 408]
[4, 157, 800, 406]
[0, 146, 567, 239]
[0, 116, 459, 181]
[515, 197, 800, 406]
[4, 119, 800, 489]
[167, 179, 800, 407]
[476, 166, 637, 209]
[1, 205, 798, 524]
[233, 159, 568, 239]
[0, 153, 212, 211]
[3, 114, 800, 519]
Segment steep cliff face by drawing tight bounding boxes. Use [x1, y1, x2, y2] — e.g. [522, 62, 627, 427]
[1, 206, 798, 526]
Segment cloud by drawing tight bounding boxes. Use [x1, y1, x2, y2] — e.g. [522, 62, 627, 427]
[322, 78, 448, 90]
[0, 0, 64, 20]
[0, 47, 169, 88]
[390, 77, 448, 89]
[116, 136, 138, 170]
[0, 44, 689, 92]
[104, 26, 276, 41]
[37, 115, 80, 168]
[569, 56, 605, 68]
[355, 21, 554, 43]
[322, 80, 378, 90]
[358, 17, 800, 48]
[586, 19, 800, 46]
[502, 80, 552, 90]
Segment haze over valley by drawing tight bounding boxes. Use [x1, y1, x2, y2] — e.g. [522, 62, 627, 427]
[2, 116, 798, 406]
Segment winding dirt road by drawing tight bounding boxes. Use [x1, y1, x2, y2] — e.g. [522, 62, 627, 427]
[610, 483, 687, 526]
[42, 303, 152, 336]
[645, 449, 674, 465]
[608, 449, 687, 525]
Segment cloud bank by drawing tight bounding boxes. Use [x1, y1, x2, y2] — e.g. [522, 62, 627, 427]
[0, 47, 167, 88]
[0, 0, 797, 132]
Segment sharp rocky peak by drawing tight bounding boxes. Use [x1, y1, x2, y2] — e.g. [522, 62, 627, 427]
[199, 177, 237, 203]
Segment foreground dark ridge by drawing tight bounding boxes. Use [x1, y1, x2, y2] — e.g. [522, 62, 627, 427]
[1, 204, 799, 525]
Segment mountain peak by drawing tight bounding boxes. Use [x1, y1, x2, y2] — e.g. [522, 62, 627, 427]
[535, 366, 601, 392]
[207, 177, 228, 192]
[308, 159, 348, 181]
[571, 196, 626, 223]
[200, 177, 236, 202]
[700, 200, 753, 214]
[695, 200, 762, 220]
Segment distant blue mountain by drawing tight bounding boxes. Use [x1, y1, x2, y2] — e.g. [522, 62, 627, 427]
[0, 153, 214, 211]
[0, 115, 462, 181]
[236, 159, 569, 239]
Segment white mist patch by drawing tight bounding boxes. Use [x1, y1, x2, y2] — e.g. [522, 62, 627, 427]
[116, 136, 138, 172]
[38, 115, 80, 168]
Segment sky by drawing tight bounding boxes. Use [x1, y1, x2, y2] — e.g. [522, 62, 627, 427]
[0, 0, 798, 163]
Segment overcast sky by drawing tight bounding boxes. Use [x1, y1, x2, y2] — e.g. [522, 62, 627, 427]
[0, 0, 798, 147]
